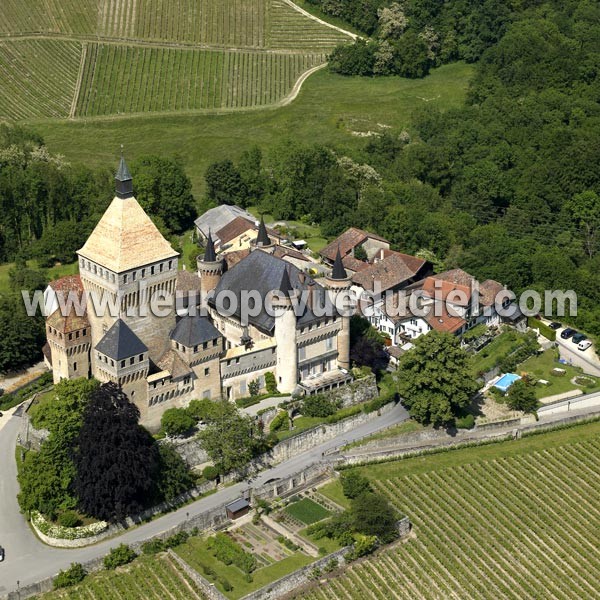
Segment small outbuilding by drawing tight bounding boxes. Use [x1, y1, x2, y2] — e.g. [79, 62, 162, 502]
[226, 498, 250, 520]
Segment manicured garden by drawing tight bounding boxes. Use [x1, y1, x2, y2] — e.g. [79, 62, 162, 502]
[518, 350, 600, 400]
[284, 498, 331, 525]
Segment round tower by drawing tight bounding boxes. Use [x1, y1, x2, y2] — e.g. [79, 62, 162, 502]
[197, 230, 224, 300]
[273, 266, 298, 393]
[325, 247, 353, 370]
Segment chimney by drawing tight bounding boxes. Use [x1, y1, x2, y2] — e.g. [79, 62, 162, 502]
[307, 280, 315, 310]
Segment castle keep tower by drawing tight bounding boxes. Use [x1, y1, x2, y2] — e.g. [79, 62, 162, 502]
[77, 156, 179, 370]
[325, 247, 353, 370]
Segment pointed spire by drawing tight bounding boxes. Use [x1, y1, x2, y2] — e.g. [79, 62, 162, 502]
[115, 147, 133, 199]
[256, 215, 271, 247]
[279, 265, 294, 298]
[331, 245, 348, 280]
[204, 229, 216, 262]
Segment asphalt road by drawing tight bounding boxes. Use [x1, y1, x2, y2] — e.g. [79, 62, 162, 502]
[0, 402, 408, 595]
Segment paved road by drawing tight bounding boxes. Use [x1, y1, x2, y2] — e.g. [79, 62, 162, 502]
[538, 389, 600, 416]
[0, 402, 408, 595]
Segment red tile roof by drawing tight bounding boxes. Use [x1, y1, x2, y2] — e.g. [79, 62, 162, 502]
[215, 216, 255, 245]
[420, 276, 472, 307]
[320, 227, 388, 261]
[342, 255, 369, 273]
[352, 252, 426, 293]
[424, 302, 467, 334]
[48, 274, 83, 293]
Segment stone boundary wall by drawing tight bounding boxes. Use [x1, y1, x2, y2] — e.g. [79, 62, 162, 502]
[337, 410, 600, 467]
[239, 546, 354, 600]
[250, 463, 334, 501]
[18, 395, 50, 451]
[167, 549, 227, 600]
[174, 401, 395, 471]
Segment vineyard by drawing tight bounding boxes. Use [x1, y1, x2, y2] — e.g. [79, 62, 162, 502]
[0, 40, 81, 120]
[76, 44, 325, 116]
[39, 553, 207, 599]
[301, 434, 600, 599]
[0, 0, 352, 120]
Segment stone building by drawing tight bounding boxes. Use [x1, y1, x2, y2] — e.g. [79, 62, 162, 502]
[45, 158, 352, 429]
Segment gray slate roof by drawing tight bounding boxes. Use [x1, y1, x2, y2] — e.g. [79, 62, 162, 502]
[226, 498, 250, 513]
[170, 315, 221, 347]
[210, 250, 326, 334]
[194, 205, 255, 240]
[95, 319, 147, 360]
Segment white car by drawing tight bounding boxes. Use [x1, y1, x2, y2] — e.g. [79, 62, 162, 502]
[578, 340, 593, 351]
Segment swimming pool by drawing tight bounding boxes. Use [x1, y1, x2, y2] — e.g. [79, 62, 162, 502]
[494, 373, 521, 393]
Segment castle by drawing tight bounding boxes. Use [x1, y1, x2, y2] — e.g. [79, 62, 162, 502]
[44, 158, 352, 429]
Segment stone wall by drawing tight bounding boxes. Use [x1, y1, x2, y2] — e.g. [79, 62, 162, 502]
[18, 397, 50, 451]
[322, 374, 378, 408]
[174, 400, 395, 471]
[167, 550, 227, 600]
[250, 463, 333, 501]
[239, 546, 354, 600]
[270, 402, 395, 464]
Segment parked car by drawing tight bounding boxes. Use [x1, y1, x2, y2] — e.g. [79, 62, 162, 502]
[549, 322, 562, 330]
[578, 340, 593, 351]
[0, 546, 4, 562]
[561, 328, 576, 339]
[572, 333, 587, 344]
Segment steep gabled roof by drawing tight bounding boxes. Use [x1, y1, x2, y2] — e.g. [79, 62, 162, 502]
[352, 252, 424, 293]
[215, 216, 255, 246]
[95, 319, 147, 360]
[170, 315, 221, 348]
[78, 194, 179, 273]
[157, 349, 193, 379]
[320, 227, 388, 261]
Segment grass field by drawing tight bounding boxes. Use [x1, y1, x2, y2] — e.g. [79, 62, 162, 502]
[32, 62, 473, 194]
[519, 350, 600, 400]
[301, 420, 600, 599]
[38, 552, 209, 599]
[285, 498, 331, 525]
[0, 0, 351, 121]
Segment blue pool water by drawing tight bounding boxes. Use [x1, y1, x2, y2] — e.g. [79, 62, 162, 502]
[494, 373, 521, 392]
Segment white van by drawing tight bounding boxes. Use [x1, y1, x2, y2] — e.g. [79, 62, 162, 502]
[578, 340, 592, 351]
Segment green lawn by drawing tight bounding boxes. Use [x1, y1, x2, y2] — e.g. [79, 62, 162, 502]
[318, 479, 350, 510]
[519, 350, 600, 400]
[31, 63, 474, 196]
[176, 536, 313, 599]
[285, 498, 331, 525]
[298, 525, 342, 554]
[276, 415, 324, 441]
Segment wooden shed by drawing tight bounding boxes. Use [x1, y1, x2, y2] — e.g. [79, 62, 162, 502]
[226, 498, 250, 520]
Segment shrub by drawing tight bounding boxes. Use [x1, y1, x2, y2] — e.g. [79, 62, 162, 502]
[141, 539, 165, 554]
[527, 317, 556, 341]
[209, 532, 256, 573]
[164, 531, 189, 548]
[265, 371, 278, 394]
[324, 558, 339, 573]
[269, 410, 290, 432]
[203, 465, 219, 480]
[203, 564, 216, 578]
[248, 379, 260, 397]
[58, 510, 82, 528]
[104, 544, 137, 569]
[161, 408, 196, 436]
[301, 394, 339, 418]
[53, 563, 86, 589]
[220, 578, 233, 592]
[456, 414, 475, 429]
[350, 534, 378, 559]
